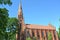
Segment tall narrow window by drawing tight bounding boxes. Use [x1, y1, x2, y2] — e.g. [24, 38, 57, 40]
[42, 31, 44, 40]
[46, 32, 48, 40]
[32, 30, 35, 37]
[42, 31, 44, 37]
[37, 30, 40, 40]
[26, 30, 30, 37]
[54, 31, 56, 40]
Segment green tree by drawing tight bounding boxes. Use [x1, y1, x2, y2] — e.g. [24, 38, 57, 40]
[26, 37, 31, 40]
[0, 0, 12, 5]
[6, 18, 18, 40]
[0, 0, 12, 28]
[48, 32, 52, 40]
[0, 8, 9, 40]
[33, 37, 37, 40]
[0, 0, 15, 40]
[58, 27, 60, 40]
[58, 19, 60, 40]
[0, 17, 18, 40]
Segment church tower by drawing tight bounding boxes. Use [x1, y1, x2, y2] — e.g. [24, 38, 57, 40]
[18, 0, 25, 32]
[17, 0, 26, 40]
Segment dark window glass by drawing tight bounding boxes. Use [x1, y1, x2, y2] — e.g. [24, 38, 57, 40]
[54, 31, 56, 40]
[46, 32, 48, 40]
[37, 30, 40, 38]
[32, 30, 34, 37]
[27, 30, 30, 37]
[42, 31, 44, 37]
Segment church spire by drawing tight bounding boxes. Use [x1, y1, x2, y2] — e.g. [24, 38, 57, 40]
[20, 0, 22, 8]
[18, 0, 25, 31]
[17, 0, 26, 40]
[18, 0, 24, 22]
[18, 0, 22, 16]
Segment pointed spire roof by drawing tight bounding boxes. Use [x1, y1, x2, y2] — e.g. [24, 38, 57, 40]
[20, 0, 22, 8]
[18, 0, 22, 16]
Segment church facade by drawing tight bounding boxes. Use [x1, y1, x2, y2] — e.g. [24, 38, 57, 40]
[16, 2, 58, 40]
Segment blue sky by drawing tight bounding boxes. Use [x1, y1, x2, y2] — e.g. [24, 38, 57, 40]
[0, 0, 60, 30]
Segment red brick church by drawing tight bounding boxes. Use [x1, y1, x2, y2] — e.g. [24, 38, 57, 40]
[16, 1, 58, 40]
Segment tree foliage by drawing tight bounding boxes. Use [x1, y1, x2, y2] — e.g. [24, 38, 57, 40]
[0, 0, 18, 40]
[0, 8, 8, 27]
[26, 37, 31, 40]
[6, 18, 18, 40]
[58, 26, 60, 40]
[33, 37, 37, 40]
[0, 0, 12, 5]
[58, 19, 60, 40]
[0, 17, 18, 40]
[0, 8, 9, 40]
[7, 18, 18, 31]
[48, 32, 52, 40]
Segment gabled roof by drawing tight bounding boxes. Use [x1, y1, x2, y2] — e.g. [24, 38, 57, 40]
[26, 24, 56, 30]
